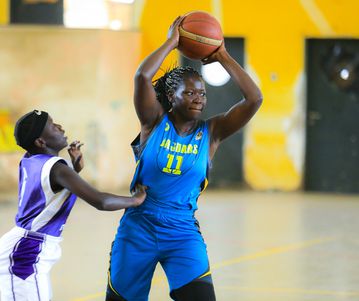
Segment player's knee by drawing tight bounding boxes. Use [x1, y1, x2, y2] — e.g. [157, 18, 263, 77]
[105, 285, 127, 301]
[170, 275, 216, 301]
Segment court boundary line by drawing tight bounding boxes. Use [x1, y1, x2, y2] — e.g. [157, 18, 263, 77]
[70, 236, 337, 301]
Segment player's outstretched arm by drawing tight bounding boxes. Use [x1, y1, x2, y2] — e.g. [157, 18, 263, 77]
[50, 162, 146, 211]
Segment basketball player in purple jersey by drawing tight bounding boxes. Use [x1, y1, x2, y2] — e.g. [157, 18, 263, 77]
[0, 110, 146, 301]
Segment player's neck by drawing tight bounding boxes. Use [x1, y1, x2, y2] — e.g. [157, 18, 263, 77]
[30, 148, 59, 156]
[168, 113, 198, 135]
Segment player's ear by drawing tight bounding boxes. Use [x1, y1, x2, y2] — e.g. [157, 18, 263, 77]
[34, 137, 46, 149]
[167, 90, 175, 103]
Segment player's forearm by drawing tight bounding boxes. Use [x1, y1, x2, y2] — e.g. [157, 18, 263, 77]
[135, 39, 177, 81]
[92, 193, 141, 211]
[218, 51, 263, 105]
[71, 185, 141, 211]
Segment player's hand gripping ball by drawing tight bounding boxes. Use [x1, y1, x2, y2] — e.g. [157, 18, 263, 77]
[178, 11, 223, 60]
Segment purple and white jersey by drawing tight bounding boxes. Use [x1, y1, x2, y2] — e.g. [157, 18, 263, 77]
[15, 153, 77, 237]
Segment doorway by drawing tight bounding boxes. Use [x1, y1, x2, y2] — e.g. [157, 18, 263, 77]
[305, 39, 359, 193]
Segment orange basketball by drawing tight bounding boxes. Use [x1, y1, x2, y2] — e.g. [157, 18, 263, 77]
[178, 11, 223, 60]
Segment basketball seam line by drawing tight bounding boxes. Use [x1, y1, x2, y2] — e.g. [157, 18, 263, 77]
[179, 27, 222, 47]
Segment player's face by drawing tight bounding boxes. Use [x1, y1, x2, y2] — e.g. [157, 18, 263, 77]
[171, 75, 207, 120]
[40, 116, 68, 151]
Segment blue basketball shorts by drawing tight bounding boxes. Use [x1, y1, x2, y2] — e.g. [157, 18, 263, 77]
[107, 206, 211, 301]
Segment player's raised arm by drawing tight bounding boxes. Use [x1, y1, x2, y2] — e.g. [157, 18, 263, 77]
[134, 16, 184, 142]
[205, 43, 263, 157]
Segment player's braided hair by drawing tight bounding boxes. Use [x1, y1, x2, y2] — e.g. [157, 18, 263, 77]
[153, 66, 201, 111]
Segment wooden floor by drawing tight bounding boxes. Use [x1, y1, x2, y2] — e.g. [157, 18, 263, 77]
[1, 190, 359, 301]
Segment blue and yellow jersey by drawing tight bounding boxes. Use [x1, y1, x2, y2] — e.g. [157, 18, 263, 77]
[130, 114, 210, 211]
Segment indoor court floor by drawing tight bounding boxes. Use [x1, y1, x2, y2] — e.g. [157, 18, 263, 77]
[0, 189, 358, 301]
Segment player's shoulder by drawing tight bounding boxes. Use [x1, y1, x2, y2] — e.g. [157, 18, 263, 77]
[50, 159, 75, 183]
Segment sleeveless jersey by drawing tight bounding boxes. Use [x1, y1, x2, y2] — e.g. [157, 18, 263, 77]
[130, 114, 210, 211]
[15, 153, 77, 237]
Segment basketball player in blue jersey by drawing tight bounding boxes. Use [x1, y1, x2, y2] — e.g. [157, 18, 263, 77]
[106, 16, 263, 301]
[0, 110, 146, 301]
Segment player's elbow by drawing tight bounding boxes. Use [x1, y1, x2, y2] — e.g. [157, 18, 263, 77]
[249, 92, 263, 110]
[135, 69, 152, 83]
[256, 93, 263, 108]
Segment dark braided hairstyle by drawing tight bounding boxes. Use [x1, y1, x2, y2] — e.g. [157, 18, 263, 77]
[153, 66, 201, 112]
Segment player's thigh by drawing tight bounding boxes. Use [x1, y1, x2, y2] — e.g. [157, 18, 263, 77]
[26, 273, 52, 301]
[108, 213, 158, 300]
[0, 273, 51, 301]
[0, 274, 24, 301]
[161, 231, 210, 291]
[108, 249, 157, 301]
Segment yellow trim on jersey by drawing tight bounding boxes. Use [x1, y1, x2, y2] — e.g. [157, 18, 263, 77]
[199, 270, 212, 278]
[200, 178, 208, 194]
[107, 271, 121, 296]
